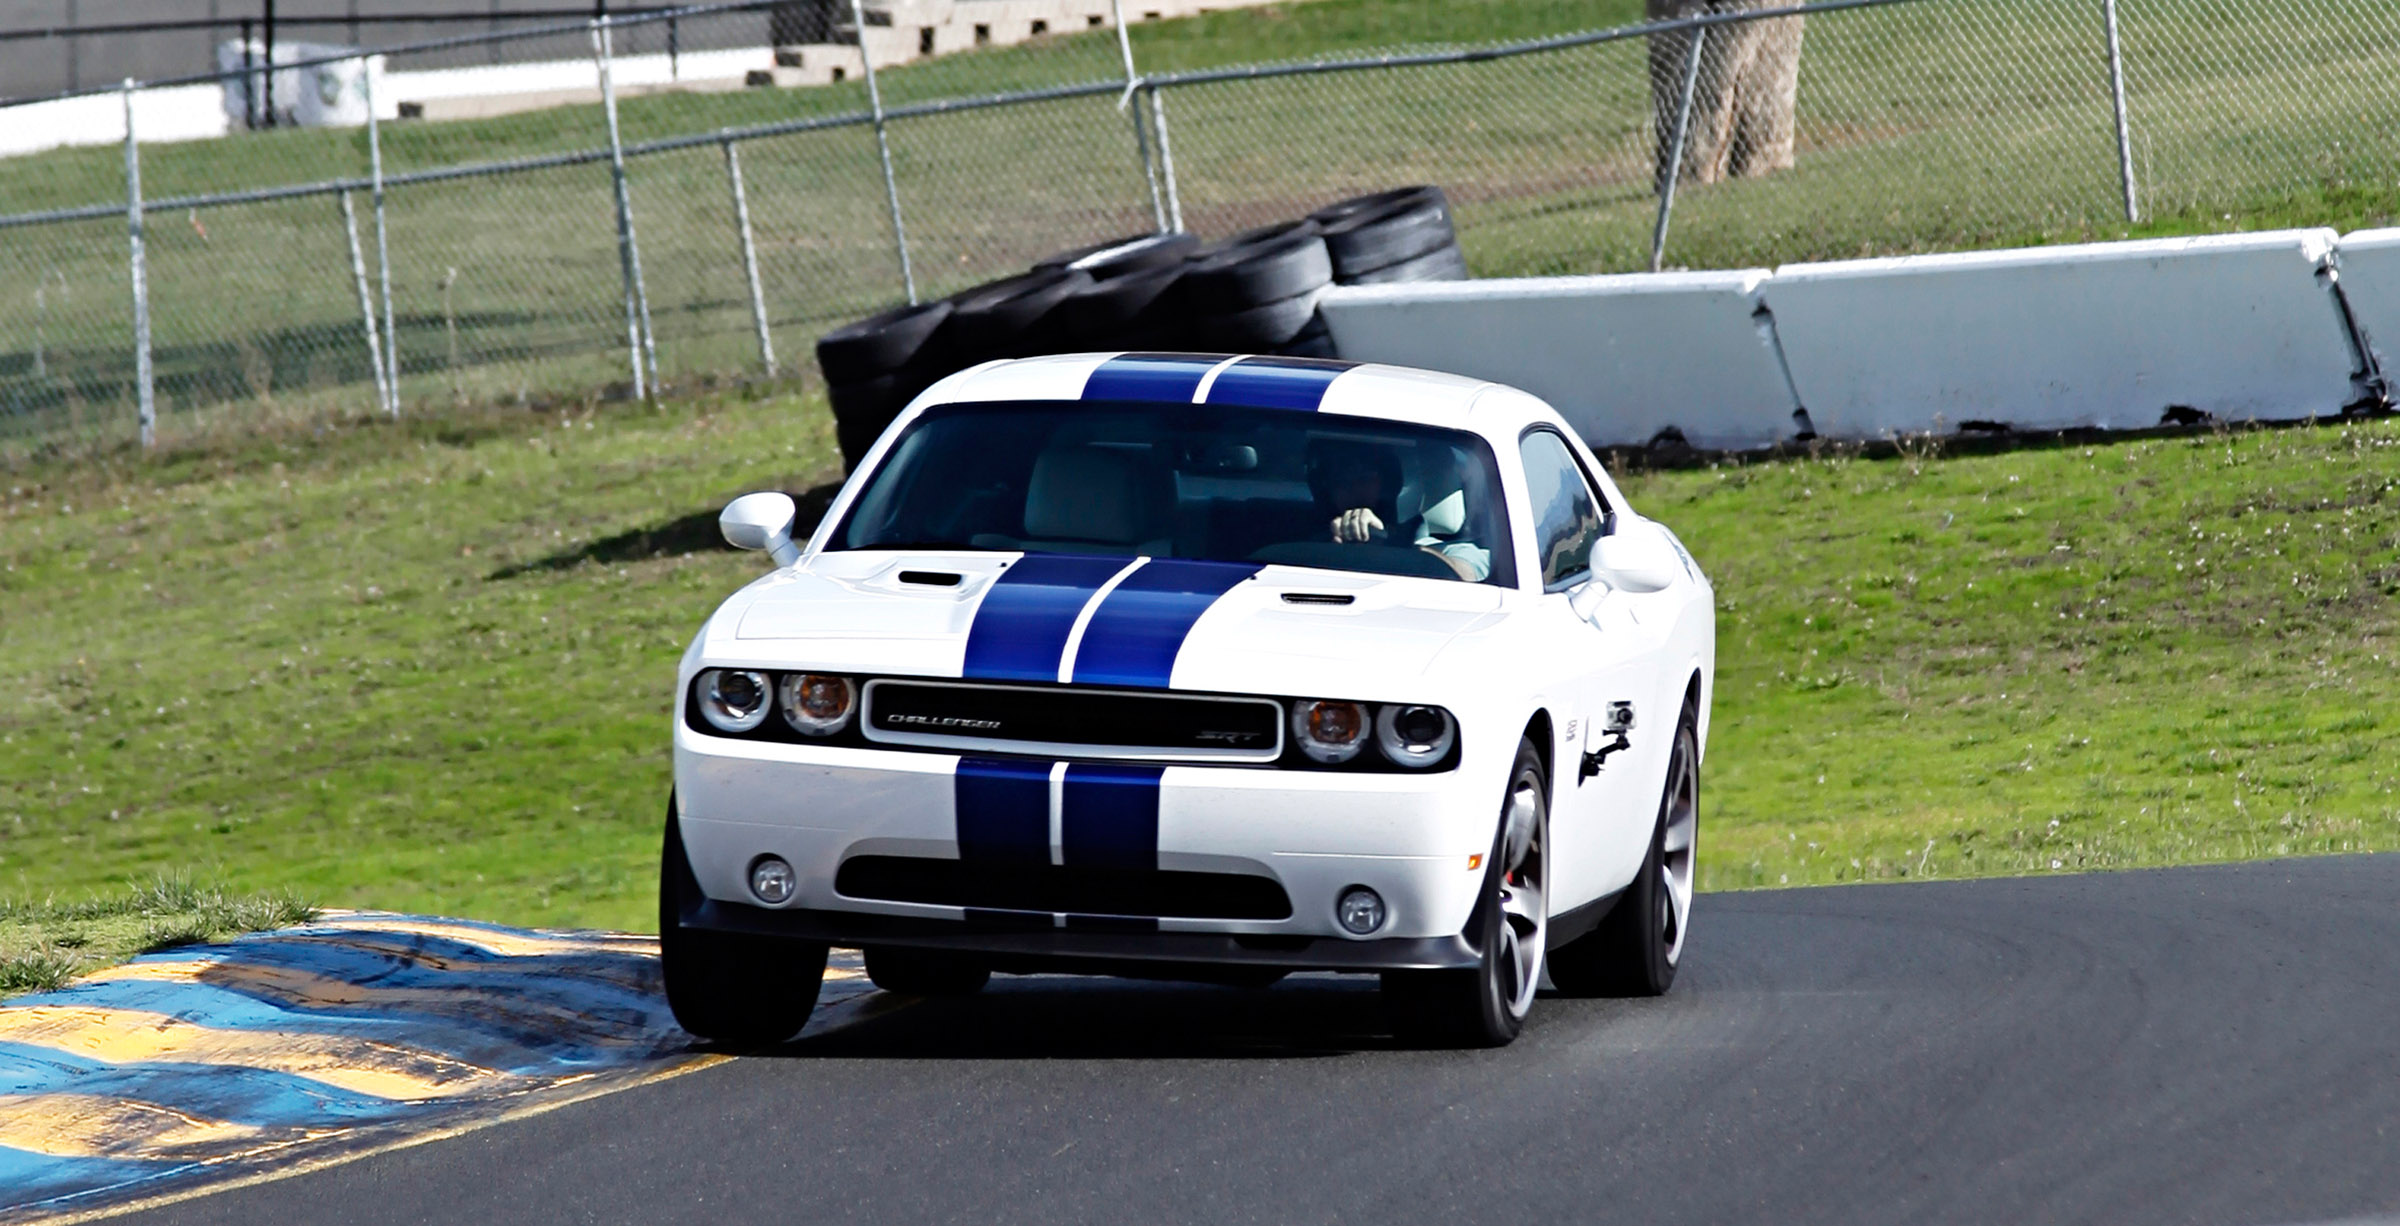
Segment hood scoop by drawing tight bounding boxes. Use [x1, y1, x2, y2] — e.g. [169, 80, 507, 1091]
[898, 570, 963, 587]
[1279, 592, 1356, 606]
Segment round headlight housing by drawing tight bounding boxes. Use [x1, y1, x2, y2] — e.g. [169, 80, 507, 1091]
[696, 668, 773, 734]
[778, 673, 857, 736]
[1291, 699, 1368, 764]
[1374, 704, 1456, 768]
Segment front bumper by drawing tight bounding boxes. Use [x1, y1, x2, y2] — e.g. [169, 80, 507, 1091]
[673, 729, 1499, 957]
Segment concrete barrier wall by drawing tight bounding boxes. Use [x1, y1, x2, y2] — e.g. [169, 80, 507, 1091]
[2333, 228, 2400, 379]
[1325, 228, 2380, 448]
[1764, 230, 2358, 436]
[1318, 271, 1804, 450]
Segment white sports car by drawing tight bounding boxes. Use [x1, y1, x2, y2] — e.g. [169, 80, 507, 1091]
[662, 353, 1714, 1047]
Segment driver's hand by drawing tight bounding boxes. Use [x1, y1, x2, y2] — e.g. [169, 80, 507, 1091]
[1331, 508, 1386, 543]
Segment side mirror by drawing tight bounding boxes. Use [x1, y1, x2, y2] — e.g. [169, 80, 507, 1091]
[1589, 521, 1681, 595]
[720, 491, 801, 569]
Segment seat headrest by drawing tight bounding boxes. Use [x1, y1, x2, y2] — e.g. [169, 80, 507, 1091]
[1420, 489, 1466, 537]
[1024, 446, 1163, 544]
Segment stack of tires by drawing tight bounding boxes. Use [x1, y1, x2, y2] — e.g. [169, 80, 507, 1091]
[816, 187, 1467, 470]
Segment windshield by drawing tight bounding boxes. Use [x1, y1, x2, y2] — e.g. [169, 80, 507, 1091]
[831, 400, 1517, 587]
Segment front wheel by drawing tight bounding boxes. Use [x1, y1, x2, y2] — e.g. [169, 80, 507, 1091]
[1548, 702, 1698, 997]
[659, 798, 828, 1045]
[1383, 735, 1548, 1048]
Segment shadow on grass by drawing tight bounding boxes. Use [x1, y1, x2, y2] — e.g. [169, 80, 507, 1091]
[488, 478, 846, 580]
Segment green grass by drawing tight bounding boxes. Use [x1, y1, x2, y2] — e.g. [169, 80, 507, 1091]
[6, 0, 2397, 459]
[0, 874, 316, 997]
[3, 393, 2396, 933]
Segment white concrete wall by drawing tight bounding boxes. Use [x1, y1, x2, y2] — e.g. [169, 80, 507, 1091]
[1325, 230, 2374, 448]
[1319, 272, 1803, 449]
[0, 84, 229, 158]
[2332, 228, 2400, 380]
[1762, 230, 2357, 436]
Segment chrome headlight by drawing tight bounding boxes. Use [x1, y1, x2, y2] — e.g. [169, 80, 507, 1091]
[1291, 699, 1368, 764]
[1374, 704, 1456, 768]
[696, 668, 773, 734]
[778, 673, 857, 737]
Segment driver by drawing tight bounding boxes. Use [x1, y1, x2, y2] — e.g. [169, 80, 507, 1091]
[1306, 440, 1490, 581]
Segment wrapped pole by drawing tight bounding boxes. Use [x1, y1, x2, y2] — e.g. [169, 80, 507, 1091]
[1649, 24, 1708, 274]
[365, 62, 400, 416]
[593, 17, 660, 398]
[340, 191, 393, 414]
[850, 0, 917, 304]
[722, 138, 778, 377]
[1109, 0, 1166, 232]
[2101, 0, 2140, 223]
[123, 80, 155, 450]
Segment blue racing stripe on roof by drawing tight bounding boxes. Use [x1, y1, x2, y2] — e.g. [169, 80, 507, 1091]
[1069, 558, 1259, 690]
[954, 757, 1054, 866]
[1081, 353, 1223, 403]
[1059, 763, 1163, 873]
[1201, 355, 1357, 411]
[961, 553, 1130, 682]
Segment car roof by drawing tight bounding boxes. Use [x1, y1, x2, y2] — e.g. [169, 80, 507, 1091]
[911, 352, 1518, 435]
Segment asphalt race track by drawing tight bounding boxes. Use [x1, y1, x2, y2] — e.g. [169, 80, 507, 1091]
[123, 855, 2400, 1226]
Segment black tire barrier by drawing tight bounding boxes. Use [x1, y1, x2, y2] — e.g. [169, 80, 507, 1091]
[1179, 232, 1335, 315]
[1194, 289, 1324, 352]
[814, 298, 952, 387]
[1034, 231, 1199, 279]
[942, 267, 1094, 365]
[831, 372, 910, 470]
[1280, 316, 1339, 359]
[1035, 261, 1187, 354]
[1308, 184, 1447, 227]
[1322, 195, 1457, 280]
[1341, 241, 1470, 286]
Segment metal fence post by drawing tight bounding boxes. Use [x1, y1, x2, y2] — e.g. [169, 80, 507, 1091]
[122, 80, 155, 450]
[1649, 23, 1708, 274]
[721, 137, 778, 377]
[365, 61, 399, 416]
[1109, 0, 1167, 233]
[850, 0, 917, 304]
[1145, 83, 1183, 234]
[593, 17, 660, 399]
[2101, 0, 2140, 224]
[340, 192, 393, 413]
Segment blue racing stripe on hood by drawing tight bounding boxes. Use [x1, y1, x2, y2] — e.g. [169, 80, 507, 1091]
[1060, 763, 1163, 872]
[1069, 559, 1259, 689]
[1081, 353, 1223, 403]
[954, 757, 1053, 865]
[1201, 355, 1357, 411]
[961, 553, 1131, 682]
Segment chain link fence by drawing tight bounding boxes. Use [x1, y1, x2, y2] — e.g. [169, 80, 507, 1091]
[1, 0, 2395, 464]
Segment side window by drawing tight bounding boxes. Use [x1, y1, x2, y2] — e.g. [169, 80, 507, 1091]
[1518, 430, 1606, 591]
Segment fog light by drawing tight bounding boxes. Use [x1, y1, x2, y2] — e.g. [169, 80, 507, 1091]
[1336, 886, 1386, 935]
[748, 856, 796, 905]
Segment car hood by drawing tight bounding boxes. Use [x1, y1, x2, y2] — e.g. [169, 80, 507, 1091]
[710, 551, 1508, 698]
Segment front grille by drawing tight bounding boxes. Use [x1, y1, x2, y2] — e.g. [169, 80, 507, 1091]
[861, 679, 1283, 762]
[835, 856, 1294, 920]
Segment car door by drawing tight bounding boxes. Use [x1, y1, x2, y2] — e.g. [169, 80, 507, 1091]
[1516, 428, 1669, 911]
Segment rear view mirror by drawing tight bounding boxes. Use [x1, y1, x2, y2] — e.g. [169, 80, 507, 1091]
[720, 492, 801, 568]
[1589, 521, 1681, 594]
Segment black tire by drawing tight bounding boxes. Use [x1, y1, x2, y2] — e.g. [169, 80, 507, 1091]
[1036, 262, 1186, 353]
[1034, 231, 1199, 278]
[815, 299, 952, 386]
[659, 798, 828, 1045]
[863, 945, 992, 996]
[1383, 736, 1548, 1049]
[830, 373, 911, 471]
[1308, 184, 1447, 227]
[943, 268, 1093, 365]
[1322, 197, 1457, 279]
[1340, 241, 1470, 287]
[1547, 704, 1699, 998]
[1278, 317, 1339, 358]
[1192, 290, 1323, 352]
[1179, 232, 1334, 314]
